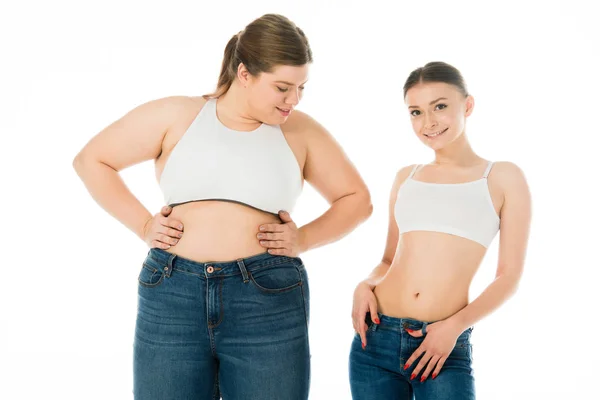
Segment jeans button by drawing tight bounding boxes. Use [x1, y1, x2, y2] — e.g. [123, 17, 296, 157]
[207, 266, 214, 273]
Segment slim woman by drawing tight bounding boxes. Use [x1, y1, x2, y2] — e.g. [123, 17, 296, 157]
[349, 61, 531, 400]
[74, 14, 372, 400]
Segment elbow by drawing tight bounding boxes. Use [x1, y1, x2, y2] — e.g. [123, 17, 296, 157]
[359, 189, 374, 221]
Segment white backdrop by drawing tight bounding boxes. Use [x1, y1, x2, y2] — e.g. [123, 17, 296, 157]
[2, 0, 599, 399]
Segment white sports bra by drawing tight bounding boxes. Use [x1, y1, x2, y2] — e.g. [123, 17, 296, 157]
[159, 98, 303, 214]
[394, 162, 500, 248]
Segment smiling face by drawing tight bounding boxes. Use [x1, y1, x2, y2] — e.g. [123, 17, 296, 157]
[240, 63, 309, 125]
[405, 81, 474, 151]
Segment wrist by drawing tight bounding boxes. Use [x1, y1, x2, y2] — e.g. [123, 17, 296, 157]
[297, 227, 309, 254]
[137, 215, 153, 242]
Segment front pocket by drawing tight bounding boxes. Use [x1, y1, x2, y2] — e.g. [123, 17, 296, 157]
[138, 263, 165, 288]
[249, 263, 303, 294]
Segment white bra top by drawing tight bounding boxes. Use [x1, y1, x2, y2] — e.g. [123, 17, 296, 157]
[394, 162, 500, 248]
[159, 98, 303, 214]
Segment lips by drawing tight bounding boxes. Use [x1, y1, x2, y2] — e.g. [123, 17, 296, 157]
[424, 128, 448, 138]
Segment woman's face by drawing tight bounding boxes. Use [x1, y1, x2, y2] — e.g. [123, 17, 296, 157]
[404, 82, 474, 151]
[241, 63, 309, 125]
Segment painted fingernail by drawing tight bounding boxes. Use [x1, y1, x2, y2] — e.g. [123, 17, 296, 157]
[432, 373, 437, 380]
[420, 376, 426, 383]
[406, 328, 414, 333]
[403, 363, 409, 370]
[411, 374, 416, 380]
[362, 342, 365, 350]
[374, 318, 380, 324]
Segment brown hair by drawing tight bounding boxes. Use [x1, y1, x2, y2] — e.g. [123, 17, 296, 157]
[403, 61, 469, 98]
[204, 14, 313, 99]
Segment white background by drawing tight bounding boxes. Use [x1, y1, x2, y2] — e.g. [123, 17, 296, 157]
[2, 0, 599, 399]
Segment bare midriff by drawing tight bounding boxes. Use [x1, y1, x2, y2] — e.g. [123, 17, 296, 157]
[373, 231, 487, 322]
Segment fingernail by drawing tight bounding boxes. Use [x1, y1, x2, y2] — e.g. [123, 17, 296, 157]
[178, 233, 183, 238]
[411, 374, 416, 380]
[432, 373, 437, 380]
[362, 342, 365, 350]
[420, 376, 426, 383]
[405, 328, 414, 333]
[403, 363, 409, 370]
[260, 241, 266, 245]
[178, 225, 183, 230]
[260, 226, 265, 231]
[374, 318, 380, 324]
[257, 234, 264, 239]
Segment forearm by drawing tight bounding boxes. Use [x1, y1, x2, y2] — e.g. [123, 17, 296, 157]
[362, 261, 391, 289]
[448, 273, 520, 331]
[298, 191, 372, 253]
[73, 158, 152, 241]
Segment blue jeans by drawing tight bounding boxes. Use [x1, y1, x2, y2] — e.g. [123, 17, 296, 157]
[133, 248, 310, 399]
[349, 313, 475, 400]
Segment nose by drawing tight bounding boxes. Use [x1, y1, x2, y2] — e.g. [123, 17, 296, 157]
[285, 88, 300, 106]
[424, 112, 438, 129]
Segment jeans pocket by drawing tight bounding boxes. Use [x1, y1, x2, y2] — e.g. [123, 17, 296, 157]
[138, 259, 165, 288]
[249, 261, 303, 294]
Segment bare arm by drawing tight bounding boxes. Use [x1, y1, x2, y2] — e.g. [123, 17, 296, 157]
[295, 115, 373, 252]
[73, 96, 190, 241]
[362, 165, 414, 289]
[448, 162, 532, 330]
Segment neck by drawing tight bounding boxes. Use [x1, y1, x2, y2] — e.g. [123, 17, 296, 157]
[216, 83, 262, 131]
[433, 132, 483, 167]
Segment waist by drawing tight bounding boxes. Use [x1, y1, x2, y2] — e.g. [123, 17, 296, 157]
[165, 201, 282, 262]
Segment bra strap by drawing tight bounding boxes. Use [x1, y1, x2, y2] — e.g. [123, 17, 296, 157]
[408, 164, 421, 178]
[483, 161, 494, 178]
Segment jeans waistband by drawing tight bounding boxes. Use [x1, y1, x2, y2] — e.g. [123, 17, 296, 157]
[145, 247, 303, 278]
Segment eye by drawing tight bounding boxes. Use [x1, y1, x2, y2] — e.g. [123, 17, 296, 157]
[299, 86, 305, 91]
[435, 103, 447, 110]
[410, 110, 421, 117]
[276, 86, 288, 93]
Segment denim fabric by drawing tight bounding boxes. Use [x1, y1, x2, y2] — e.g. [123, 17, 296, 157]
[133, 248, 310, 399]
[349, 313, 475, 400]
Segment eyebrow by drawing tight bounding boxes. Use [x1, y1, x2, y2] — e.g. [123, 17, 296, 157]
[275, 80, 309, 86]
[408, 97, 448, 109]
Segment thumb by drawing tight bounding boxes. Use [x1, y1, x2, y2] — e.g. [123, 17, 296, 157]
[405, 325, 426, 338]
[278, 210, 293, 223]
[161, 205, 172, 216]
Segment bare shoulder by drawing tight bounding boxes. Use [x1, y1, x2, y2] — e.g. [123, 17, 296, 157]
[394, 164, 418, 187]
[280, 109, 323, 137]
[490, 161, 529, 188]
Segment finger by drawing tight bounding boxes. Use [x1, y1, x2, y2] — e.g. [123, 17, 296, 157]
[358, 321, 367, 349]
[368, 301, 380, 325]
[165, 227, 184, 239]
[158, 233, 179, 246]
[151, 240, 171, 250]
[405, 326, 426, 338]
[256, 232, 284, 241]
[259, 240, 286, 249]
[410, 351, 433, 381]
[420, 355, 441, 382]
[259, 224, 285, 233]
[404, 346, 426, 371]
[432, 355, 448, 380]
[267, 248, 288, 256]
[160, 216, 183, 231]
[278, 210, 293, 223]
[160, 206, 172, 217]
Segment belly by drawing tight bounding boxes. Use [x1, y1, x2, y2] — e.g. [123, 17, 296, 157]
[373, 231, 486, 322]
[162, 201, 282, 262]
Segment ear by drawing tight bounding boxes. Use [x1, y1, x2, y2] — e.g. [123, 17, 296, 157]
[465, 95, 475, 117]
[237, 63, 252, 87]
